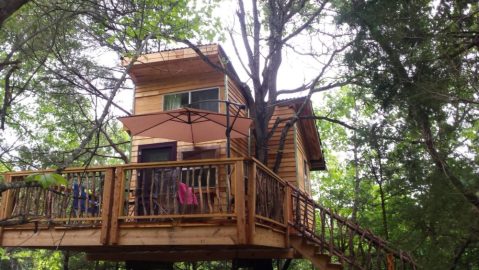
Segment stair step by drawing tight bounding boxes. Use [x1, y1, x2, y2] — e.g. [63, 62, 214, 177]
[314, 254, 331, 263]
[327, 263, 343, 270]
[304, 240, 319, 247]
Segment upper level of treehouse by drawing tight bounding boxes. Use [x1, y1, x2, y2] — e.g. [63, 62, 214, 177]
[0, 45, 415, 269]
[125, 44, 325, 194]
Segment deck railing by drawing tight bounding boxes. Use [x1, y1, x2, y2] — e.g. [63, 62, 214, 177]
[0, 158, 289, 245]
[116, 159, 237, 222]
[0, 158, 416, 270]
[1, 168, 111, 227]
[289, 187, 417, 270]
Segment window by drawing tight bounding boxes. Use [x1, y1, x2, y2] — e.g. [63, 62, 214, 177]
[182, 148, 218, 160]
[138, 142, 177, 162]
[163, 88, 219, 112]
[181, 147, 219, 187]
[180, 167, 217, 187]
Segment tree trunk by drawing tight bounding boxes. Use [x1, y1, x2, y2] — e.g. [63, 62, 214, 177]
[414, 108, 479, 213]
[378, 183, 389, 240]
[125, 261, 173, 270]
[62, 251, 70, 270]
[0, 0, 30, 26]
[351, 129, 360, 222]
[233, 259, 274, 270]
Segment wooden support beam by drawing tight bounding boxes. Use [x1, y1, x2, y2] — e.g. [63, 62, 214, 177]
[1, 228, 103, 247]
[234, 160, 246, 244]
[86, 248, 297, 262]
[100, 168, 115, 245]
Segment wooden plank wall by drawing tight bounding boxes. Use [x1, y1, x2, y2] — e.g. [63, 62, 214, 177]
[134, 71, 225, 114]
[267, 105, 311, 194]
[131, 71, 228, 162]
[227, 76, 249, 158]
[267, 106, 298, 186]
[295, 123, 309, 193]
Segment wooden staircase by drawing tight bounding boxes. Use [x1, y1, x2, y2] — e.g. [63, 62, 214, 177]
[291, 236, 342, 270]
[287, 184, 417, 270]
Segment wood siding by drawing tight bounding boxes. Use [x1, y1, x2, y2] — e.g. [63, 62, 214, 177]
[227, 76, 249, 158]
[131, 70, 230, 163]
[267, 105, 311, 194]
[267, 106, 297, 186]
[295, 122, 310, 194]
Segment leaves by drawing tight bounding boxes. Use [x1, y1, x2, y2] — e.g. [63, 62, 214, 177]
[25, 173, 67, 189]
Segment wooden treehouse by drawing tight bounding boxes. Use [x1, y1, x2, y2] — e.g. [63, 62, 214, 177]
[0, 45, 416, 269]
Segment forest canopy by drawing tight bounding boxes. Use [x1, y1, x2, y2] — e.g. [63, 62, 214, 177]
[0, 0, 478, 269]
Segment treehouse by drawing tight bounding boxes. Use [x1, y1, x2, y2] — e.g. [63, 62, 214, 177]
[0, 45, 415, 269]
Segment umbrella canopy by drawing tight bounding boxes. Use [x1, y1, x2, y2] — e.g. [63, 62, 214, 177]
[119, 107, 252, 144]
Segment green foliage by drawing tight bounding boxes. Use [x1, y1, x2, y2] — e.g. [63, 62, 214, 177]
[25, 173, 67, 188]
[315, 76, 478, 268]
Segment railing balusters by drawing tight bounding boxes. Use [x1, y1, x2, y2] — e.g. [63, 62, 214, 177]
[213, 165, 220, 213]
[85, 173, 90, 220]
[288, 184, 416, 270]
[149, 170, 155, 218]
[197, 166, 204, 213]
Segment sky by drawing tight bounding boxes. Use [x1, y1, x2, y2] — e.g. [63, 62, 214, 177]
[103, 0, 343, 115]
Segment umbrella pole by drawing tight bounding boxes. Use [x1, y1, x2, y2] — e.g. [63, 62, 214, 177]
[226, 101, 231, 158]
[226, 102, 232, 213]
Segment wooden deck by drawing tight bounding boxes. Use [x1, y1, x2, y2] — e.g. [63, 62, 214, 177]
[0, 158, 416, 268]
[0, 158, 295, 261]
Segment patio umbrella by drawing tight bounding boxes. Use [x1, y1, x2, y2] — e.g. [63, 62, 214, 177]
[119, 107, 252, 146]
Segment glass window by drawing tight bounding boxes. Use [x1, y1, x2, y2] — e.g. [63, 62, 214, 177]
[163, 92, 189, 111]
[190, 88, 219, 112]
[163, 88, 219, 112]
[138, 142, 177, 162]
[181, 148, 218, 187]
[181, 167, 217, 187]
[141, 148, 172, 162]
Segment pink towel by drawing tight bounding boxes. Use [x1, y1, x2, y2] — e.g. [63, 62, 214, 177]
[177, 182, 198, 205]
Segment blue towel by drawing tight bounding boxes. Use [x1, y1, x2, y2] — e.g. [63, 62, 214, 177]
[72, 183, 98, 214]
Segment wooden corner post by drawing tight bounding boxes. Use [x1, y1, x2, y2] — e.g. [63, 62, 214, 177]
[284, 185, 292, 247]
[234, 160, 246, 244]
[246, 160, 256, 245]
[109, 167, 124, 245]
[100, 168, 115, 245]
[0, 174, 13, 245]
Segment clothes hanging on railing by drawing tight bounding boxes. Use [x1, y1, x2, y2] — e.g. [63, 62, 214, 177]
[72, 183, 98, 214]
[177, 182, 198, 205]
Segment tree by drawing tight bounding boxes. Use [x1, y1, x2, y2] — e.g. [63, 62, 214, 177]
[179, 0, 349, 171]
[316, 84, 479, 268]
[313, 0, 479, 267]
[0, 0, 30, 26]
[336, 0, 479, 212]
[0, 1, 220, 269]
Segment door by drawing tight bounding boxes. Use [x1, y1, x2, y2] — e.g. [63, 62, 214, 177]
[136, 143, 177, 216]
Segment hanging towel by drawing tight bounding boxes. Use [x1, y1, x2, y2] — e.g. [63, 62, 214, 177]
[177, 182, 198, 205]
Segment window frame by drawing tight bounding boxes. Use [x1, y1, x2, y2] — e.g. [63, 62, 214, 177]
[138, 142, 177, 163]
[163, 87, 220, 112]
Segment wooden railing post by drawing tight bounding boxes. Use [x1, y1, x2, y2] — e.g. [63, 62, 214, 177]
[100, 168, 115, 245]
[0, 174, 13, 245]
[234, 160, 246, 244]
[246, 160, 256, 244]
[109, 167, 124, 245]
[284, 185, 291, 247]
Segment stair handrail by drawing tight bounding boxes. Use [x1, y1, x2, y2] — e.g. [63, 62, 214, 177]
[287, 182, 417, 269]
